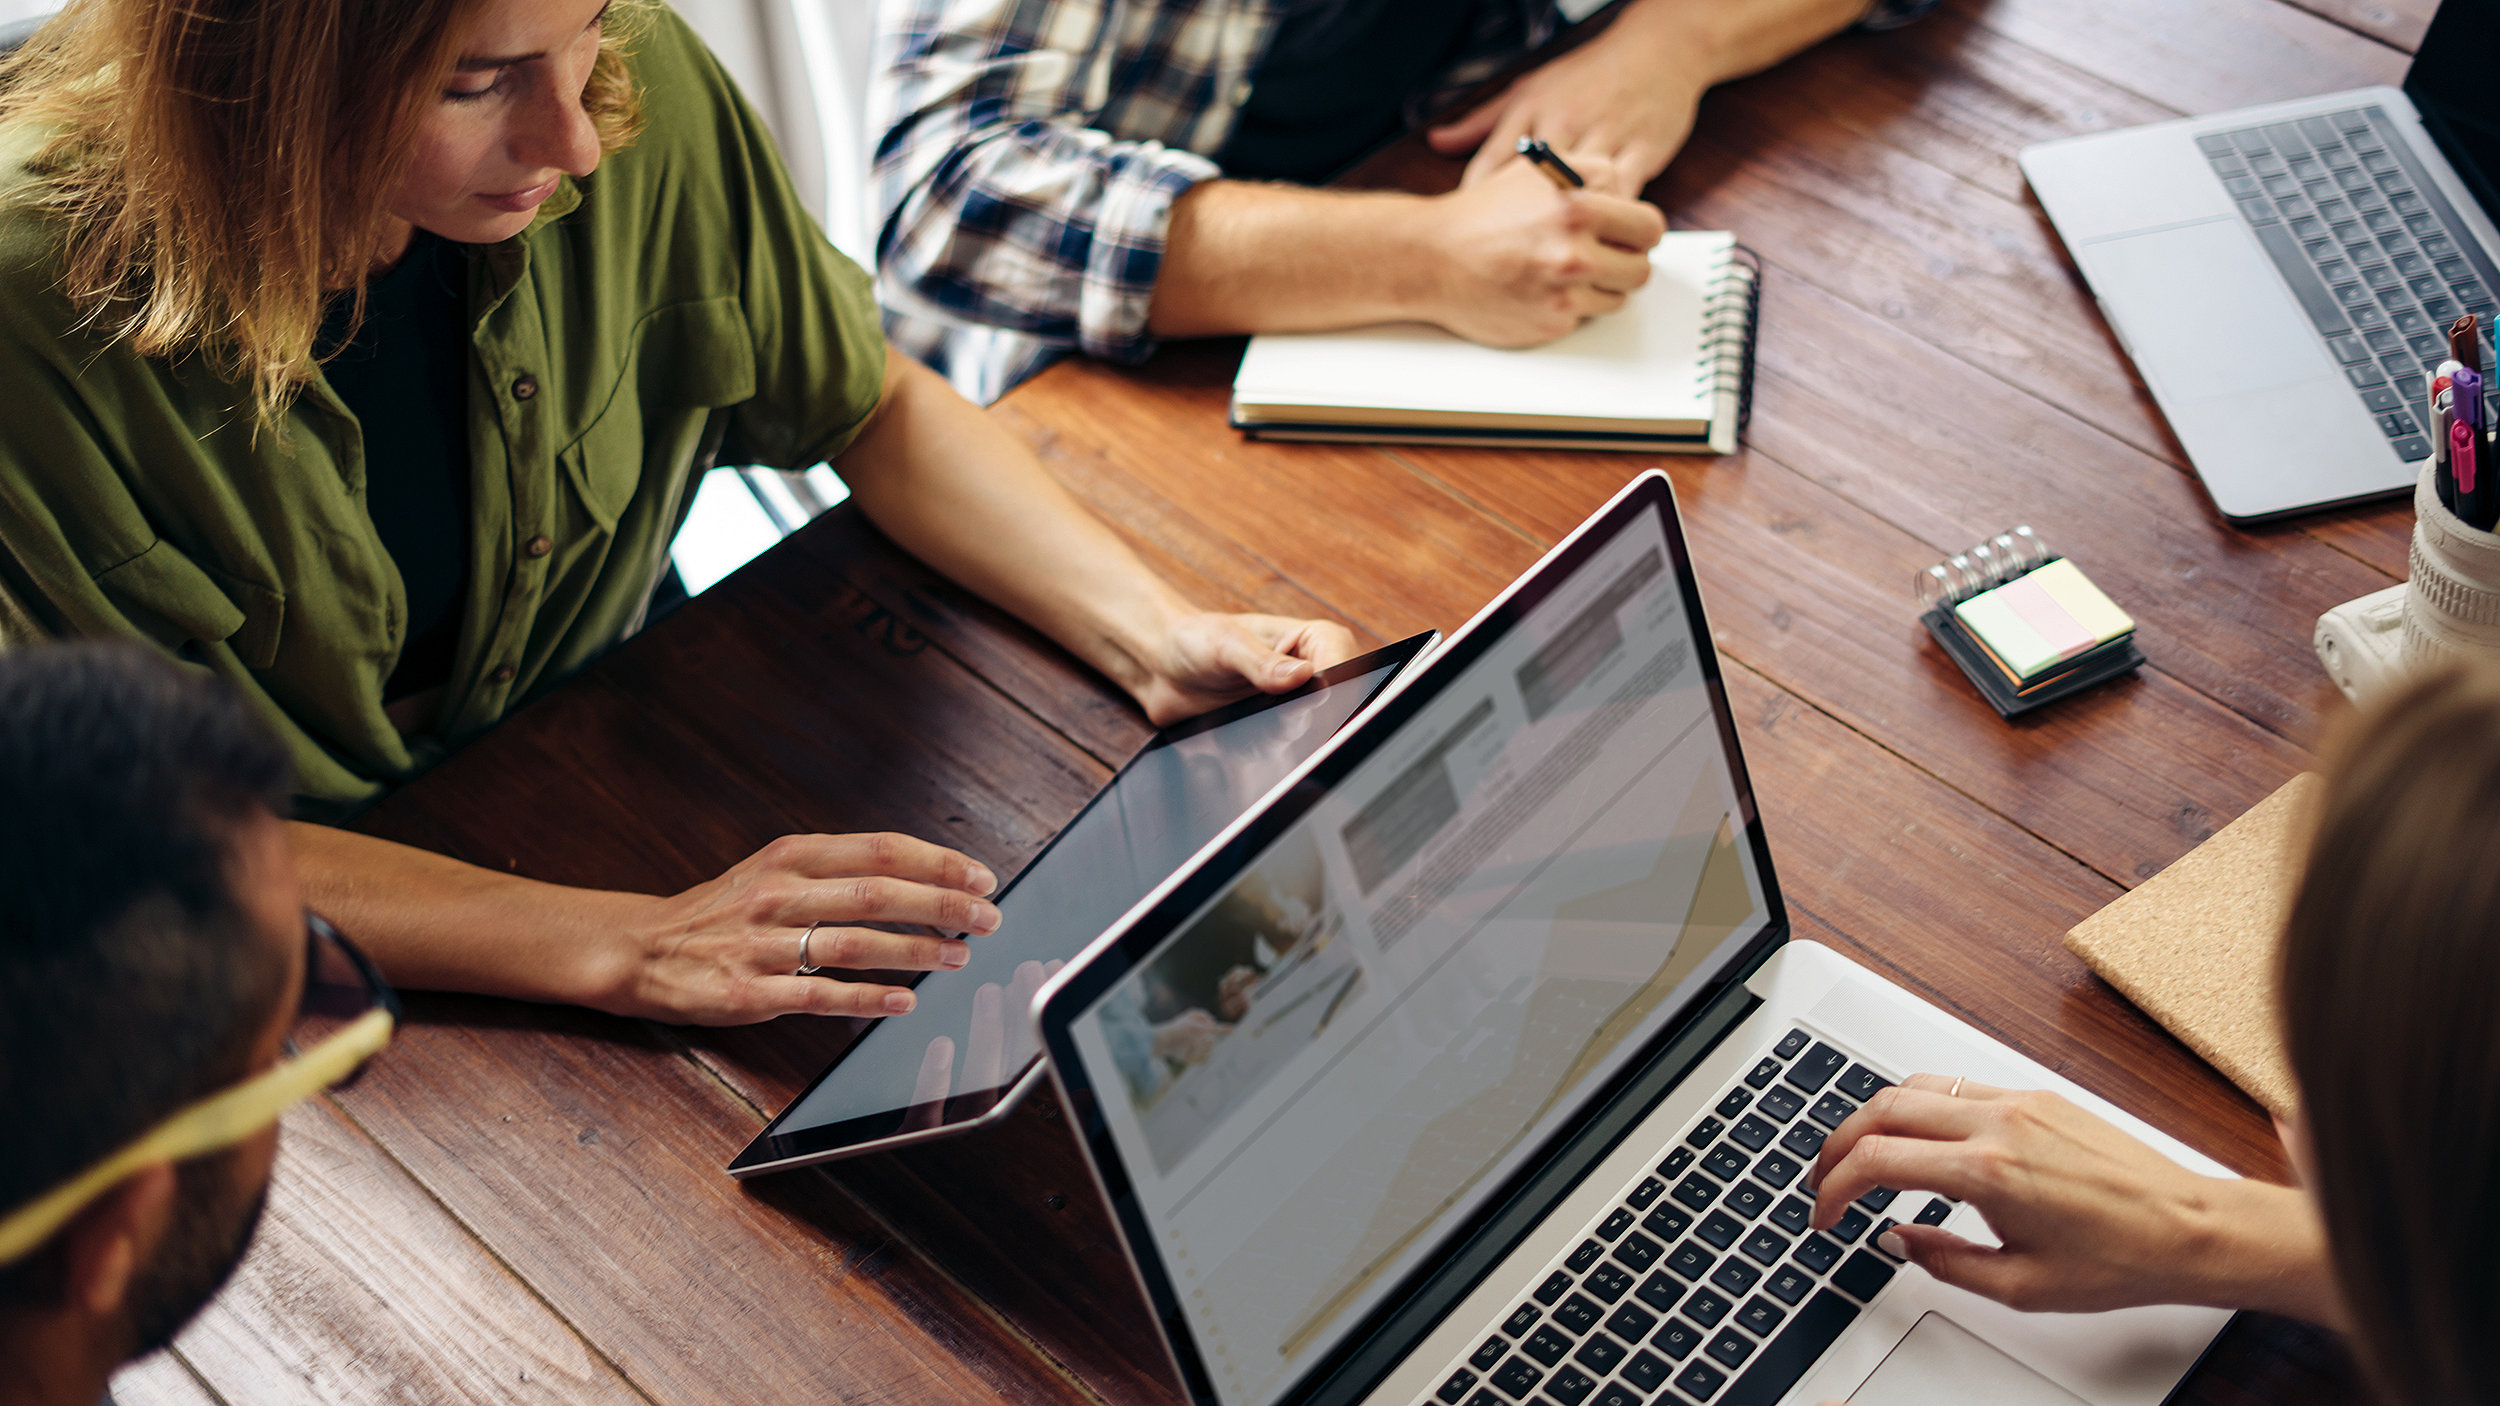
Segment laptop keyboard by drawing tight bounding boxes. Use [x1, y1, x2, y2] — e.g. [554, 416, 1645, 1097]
[1417, 1028, 1952, 1406]
[2199, 106, 2500, 462]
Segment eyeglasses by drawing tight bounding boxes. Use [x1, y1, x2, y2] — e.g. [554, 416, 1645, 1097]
[0, 913, 399, 1265]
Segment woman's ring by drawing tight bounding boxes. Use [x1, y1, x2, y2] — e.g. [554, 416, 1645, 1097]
[797, 922, 825, 976]
[1947, 1075, 1965, 1098]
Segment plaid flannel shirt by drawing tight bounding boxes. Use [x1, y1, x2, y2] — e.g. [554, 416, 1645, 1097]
[872, 0, 1937, 401]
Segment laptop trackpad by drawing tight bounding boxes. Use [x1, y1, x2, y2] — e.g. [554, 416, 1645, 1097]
[2087, 218, 2334, 400]
[1849, 1314, 2088, 1406]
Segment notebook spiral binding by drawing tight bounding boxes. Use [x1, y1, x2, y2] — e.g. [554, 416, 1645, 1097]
[1698, 244, 1765, 440]
[1913, 525, 2053, 611]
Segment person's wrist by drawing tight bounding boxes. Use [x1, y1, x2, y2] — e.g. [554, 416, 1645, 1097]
[2176, 1178, 2343, 1325]
[561, 890, 669, 1017]
[1375, 192, 1456, 327]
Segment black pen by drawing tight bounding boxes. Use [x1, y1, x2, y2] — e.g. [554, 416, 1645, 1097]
[1516, 136, 1584, 191]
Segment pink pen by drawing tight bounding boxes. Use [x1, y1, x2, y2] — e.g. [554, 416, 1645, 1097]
[2454, 418, 2477, 497]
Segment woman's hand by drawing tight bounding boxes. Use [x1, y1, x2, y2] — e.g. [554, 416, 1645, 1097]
[590, 831, 1001, 1026]
[1127, 609, 1361, 727]
[1807, 1075, 2341, 1323]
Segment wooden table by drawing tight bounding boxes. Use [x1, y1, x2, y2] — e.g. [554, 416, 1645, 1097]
[107, 0, 2426, 1400]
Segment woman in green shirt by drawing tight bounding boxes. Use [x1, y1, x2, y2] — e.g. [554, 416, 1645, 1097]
[0, 0, 1353, 1024]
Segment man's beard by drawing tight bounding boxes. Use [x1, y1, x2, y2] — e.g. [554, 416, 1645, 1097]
[126, 1153, 268, 1355]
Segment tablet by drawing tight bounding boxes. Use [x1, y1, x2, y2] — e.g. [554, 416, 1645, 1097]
[727, 631, 1437, 1175]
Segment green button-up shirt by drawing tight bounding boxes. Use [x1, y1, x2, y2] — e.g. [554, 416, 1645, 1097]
[0, 8, 887, 816]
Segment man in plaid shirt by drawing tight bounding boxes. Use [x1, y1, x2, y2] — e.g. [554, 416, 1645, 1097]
[873, 0, 1938, 401]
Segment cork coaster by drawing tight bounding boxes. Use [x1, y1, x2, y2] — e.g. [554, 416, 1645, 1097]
[2064, 774, 2320, 1117]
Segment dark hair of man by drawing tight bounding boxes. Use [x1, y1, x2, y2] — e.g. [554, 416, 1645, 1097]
[0, 641, 293, 1308]
[2282, 662, 2500, 1406]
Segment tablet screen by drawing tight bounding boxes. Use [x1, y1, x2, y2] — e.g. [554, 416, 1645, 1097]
[734, 634, 1432, 1168]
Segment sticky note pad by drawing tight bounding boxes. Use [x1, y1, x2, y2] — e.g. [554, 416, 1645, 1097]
[1951, 559, 2134, 680]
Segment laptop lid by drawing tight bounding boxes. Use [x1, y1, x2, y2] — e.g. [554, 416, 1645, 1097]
[728, 630, 1437, 1176]
[1035, 471, 1786, 1406]
[2407, 0, 2500, 225]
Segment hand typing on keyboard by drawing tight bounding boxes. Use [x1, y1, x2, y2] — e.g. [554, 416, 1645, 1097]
[1801, 1073, 2345, 1323]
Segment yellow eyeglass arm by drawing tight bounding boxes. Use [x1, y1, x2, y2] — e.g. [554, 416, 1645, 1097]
[0, 1007, 394, 1265]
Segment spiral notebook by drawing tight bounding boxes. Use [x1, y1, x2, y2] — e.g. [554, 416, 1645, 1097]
[1916, 526, 2145, 717]
[1228, 232, 1761, 453]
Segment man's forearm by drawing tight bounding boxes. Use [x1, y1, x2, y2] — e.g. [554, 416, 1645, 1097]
[1146, 181, 1438, 339]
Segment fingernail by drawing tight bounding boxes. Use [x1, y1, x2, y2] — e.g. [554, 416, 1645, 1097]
[970, 902, 1001, 934]
[970, 864, 998, 895]
[884, 991, 916, 1014]
[942, 941, 971, 969]
[1876, 1230, 1906, 1258]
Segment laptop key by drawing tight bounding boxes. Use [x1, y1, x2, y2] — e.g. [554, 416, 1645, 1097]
[1769, 1195, 1813, 1236]
[1757, 1085, 1805, 1122]
[1543, 1364, 1598, 1406]
[1793, 1233, 1842, 1274]
[1697, 1210, 1744, 1249]
[1535, 1272, 1572, 1305]
[1628, 1345, 1679, 1386]
[1743, 1057, 1781, 1089]
[1832, 1249, 1897, 1304]
[1715, 1087, 1752, 1119]
[1686, 1117, 1725, 1149]
[1833, 1065, 1890, 1102]
[1855, 1186, 1899, 1214]
[1675, 1359, 1729, 1401]
[1764, 1265, 1814, 1306]
[1572, 1332, 1626, 1376]
[1807, 1094, 1857, 1130]
[1772, 1029, 1811, 1060]
[1682, 1286, 1734, 1327]
[1490, 1356, 1544, 1400]
[1710, 1258, 1762, 1297]
[1719, 1289, 1862, 1406]
[1667, 1241, 1717, 1281]
[1636, 1272, 1684, 1312]
[1438, 1369, 1478, 1404]
[2335, 282, 2372, 309]
[1701, 1144, 1750, 1182]
[1641, 1204, 1692, 1242]
[1753, 1152, 1803, 1189]
[1525, 1325, 1574, 1366]
[1474, 1335, 1512, 1370]
[1914, 1198, 1954, 1227]
[2329, 333, 2371, 364]
[1566, 1240, 1605, 1273]
[1736, 1296, 1787, 1337]
[1651, 1322, 1701, 1362]
[1783, 1043, 1846, 1093]
[2380, 411, 2422, 438]
[1705, 1327, 1757, 1369]
[1585, 1264, 1636, 1304]
[1740, 1227, 1790, 1266]
[1779, 1123, 1826, 1160]
[1504, 1304, 1542, 1337]
[1554, 1294, 1603, 1336]
[2195, 133, 2235, 156]
[2347, 363, 2388, 388]
[1728, 1115, 1778, 1152]
[1657, 1147, 1695, 1180]
[1671, 1175, 1719, 1213]
[1591, 1386, 1639, 1406]
[2396, 435, 2435, 459]
[1607, 1301, 1658, 1341]
[1723, 1180, 1775, 1221]
[1830, 1207, 1873, 1244]
[1626, 1176, 1665, 1211]
[1596, 1208, 1635, 1241]
[1611, 1231, 1663, 1273]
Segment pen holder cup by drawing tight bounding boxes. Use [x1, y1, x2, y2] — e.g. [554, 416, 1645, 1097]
[2404, 461, 2500, 669]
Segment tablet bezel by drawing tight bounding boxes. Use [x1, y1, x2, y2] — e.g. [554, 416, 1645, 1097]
[726, 630, 1439, 1177]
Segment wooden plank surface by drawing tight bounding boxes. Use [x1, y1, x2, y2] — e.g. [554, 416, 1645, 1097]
[162, 0, 2401, 1402]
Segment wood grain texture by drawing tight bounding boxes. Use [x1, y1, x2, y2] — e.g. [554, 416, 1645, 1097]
[109, 1352, 221, 1406]
[167, 1099, 648, 1406]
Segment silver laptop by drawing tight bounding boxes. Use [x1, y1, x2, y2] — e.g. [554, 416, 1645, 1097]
[2022, 0, 2500, 522]
[1033, 471, 2232, 1406]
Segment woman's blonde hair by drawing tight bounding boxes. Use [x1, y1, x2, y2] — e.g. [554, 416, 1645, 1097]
[0, 0, 646, 425]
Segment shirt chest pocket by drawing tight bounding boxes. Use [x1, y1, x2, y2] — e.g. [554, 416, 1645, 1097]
[560, 297, 757, 531]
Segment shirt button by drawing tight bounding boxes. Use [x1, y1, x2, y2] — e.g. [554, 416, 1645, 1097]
[489, 663, 517, 685]
[511, 374, 538, 401]
[524, 534, 553, 558]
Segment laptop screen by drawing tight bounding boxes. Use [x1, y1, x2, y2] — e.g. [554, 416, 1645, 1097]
[2409, 0, 2500, 220]
[1058, 486, 1776, 1406]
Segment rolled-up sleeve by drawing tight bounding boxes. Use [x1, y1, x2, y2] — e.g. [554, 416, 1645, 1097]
[873, 0, 1226, 370]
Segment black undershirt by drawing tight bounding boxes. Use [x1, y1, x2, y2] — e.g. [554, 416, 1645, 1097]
[318, 232, 473, 704]
[1217, 0, 1490, 185]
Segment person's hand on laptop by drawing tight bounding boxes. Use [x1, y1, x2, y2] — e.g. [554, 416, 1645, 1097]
[1805, 1074, 2345, 1325]
[1121, 609, 1361, 728]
